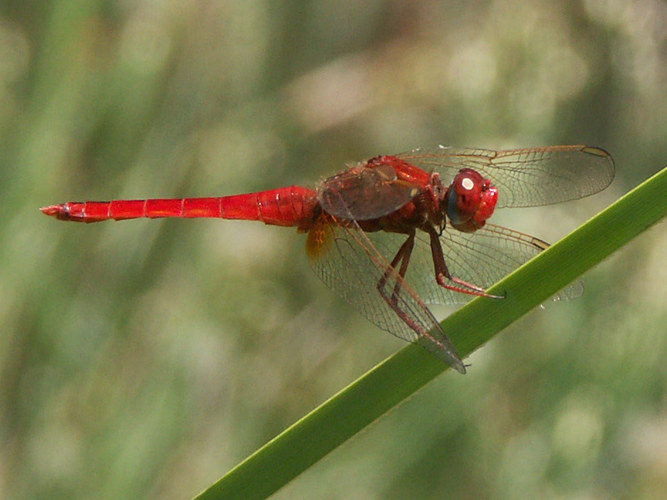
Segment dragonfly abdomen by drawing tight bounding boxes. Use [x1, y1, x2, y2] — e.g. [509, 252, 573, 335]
[220, 186, 318, 227]
[40, 186, 319, 227]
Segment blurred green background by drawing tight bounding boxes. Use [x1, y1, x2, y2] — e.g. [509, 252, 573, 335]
[0, 1, 664, 498]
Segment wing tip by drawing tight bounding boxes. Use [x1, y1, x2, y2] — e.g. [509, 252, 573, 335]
[417, 336, 467, 374]
[581, 145, 612, 160]
[453, 360, 467, 374]
[582, 145, 616, 188]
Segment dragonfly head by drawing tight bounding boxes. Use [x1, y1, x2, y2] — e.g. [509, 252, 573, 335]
[445, 169, 498, 233]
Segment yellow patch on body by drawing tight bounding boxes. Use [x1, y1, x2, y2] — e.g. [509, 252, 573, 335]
[305, 215, 335, 260]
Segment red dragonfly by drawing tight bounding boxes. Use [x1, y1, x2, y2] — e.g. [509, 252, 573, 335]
[42, 145, 614, 373]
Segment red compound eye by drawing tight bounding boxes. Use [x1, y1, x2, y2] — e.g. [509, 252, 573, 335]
[446, 169, 498, 232]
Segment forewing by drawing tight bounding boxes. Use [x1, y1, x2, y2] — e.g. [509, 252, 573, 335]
[404, 223, 582, 305]
[396, 145, 614, 208]
[307, 217, 466, 373]
[318, 163, 421, 220]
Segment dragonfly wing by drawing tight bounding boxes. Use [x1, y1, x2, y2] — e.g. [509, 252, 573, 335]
[405, 223, 582, 305]
[318, 163, 421, 220]
[306, 216, 466, 373]
[396, 145, 615, 208]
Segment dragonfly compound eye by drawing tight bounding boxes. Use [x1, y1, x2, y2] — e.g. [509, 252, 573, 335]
[447, 169, 483, 220]
[447, 169, 498, 232]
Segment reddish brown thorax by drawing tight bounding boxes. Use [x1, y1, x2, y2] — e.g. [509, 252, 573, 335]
[343, 155, 441, 235]
[371, 155, 431, 186]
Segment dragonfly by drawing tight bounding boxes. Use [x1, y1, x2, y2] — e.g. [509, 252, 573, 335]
[42, 145, 614, 374]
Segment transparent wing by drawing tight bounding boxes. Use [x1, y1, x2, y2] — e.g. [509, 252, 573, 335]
[403, 223, 582, 305]
[307, 217, 466, 373]
[318, 162, 421, 220]
[396, 145, 615, 208]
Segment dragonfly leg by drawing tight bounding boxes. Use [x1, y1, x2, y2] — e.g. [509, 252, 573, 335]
[372, 229, 466, 373]
[425, 225, 504, 299]
[378, 231, 415, 303]
[376, 232, 429, 333]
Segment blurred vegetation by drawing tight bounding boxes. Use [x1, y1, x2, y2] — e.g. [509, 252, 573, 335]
[0, 1, 664, 499]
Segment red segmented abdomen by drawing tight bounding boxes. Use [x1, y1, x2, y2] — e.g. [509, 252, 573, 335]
[41, 186, 319, 228]
[221, 186, 318, 227]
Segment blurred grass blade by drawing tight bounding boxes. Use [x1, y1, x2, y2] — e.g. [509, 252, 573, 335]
[195, 167, 666, 500]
